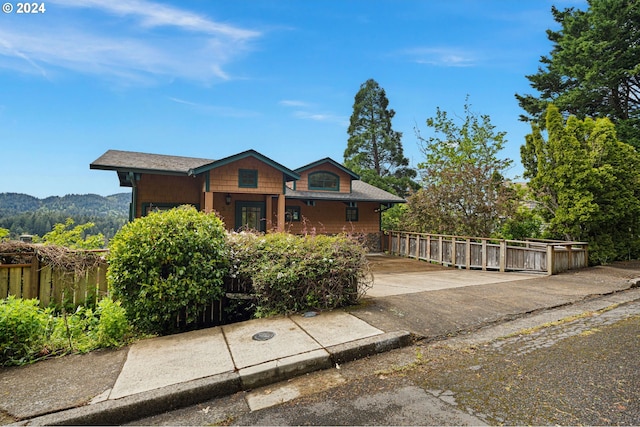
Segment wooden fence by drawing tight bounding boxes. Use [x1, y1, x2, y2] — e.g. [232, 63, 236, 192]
[0, 251, 109, 308]
[384, 231, 588, 275]
[0, 250, 252, 328]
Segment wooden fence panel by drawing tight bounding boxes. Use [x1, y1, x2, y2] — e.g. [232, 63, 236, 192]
[455, 241, 466, 267]
[470, 243, 483, 268]
[75, 271, 87, 306]
[442, 240, 452, 265]
[9, 266, 23, 297]
[384, 231, 587, 274]
[486, 245, 501, 269]
[38, 265, 53, 306]
[0, 267, 8, 298]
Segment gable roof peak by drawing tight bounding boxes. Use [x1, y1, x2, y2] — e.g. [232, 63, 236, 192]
[295, 158, 360, 180]
[189, 149, 300, 181]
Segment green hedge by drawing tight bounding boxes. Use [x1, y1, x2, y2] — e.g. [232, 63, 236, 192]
[226, 231, 372, 317]
[108, 206, 228, 335]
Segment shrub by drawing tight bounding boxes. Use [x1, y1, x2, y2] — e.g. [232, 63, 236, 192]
[226, 232, 372, 317]
[49, 305, 99, 353]
[1, 296, 133, 366]
[0, 296, 49, 366]
[47, 297, 131, 352]
[95, 298, 132, 348]
[108, 206, 228, 335]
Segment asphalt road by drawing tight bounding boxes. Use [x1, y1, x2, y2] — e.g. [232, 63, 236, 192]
[128, 297, 640, 426]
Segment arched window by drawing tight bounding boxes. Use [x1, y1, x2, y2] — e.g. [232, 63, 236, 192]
[308, 171, 339, 191]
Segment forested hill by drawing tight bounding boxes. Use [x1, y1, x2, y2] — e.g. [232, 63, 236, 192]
[0, 192, 130, 240]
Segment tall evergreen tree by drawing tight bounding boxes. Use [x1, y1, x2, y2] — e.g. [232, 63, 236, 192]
[344, 79, 417, 197]
[516, 0, 640, 148]
[523, 104, 640, 263]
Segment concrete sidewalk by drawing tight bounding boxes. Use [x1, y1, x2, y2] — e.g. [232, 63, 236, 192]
[2, 257, 640, 426]
[3, 311, 410, 426]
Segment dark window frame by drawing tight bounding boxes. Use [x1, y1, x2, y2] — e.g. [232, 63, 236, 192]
[239, 169, 258, 188]
[346, 206, 359, 222]
[285, 206, 301, 222]
[308, 171, 340, 191]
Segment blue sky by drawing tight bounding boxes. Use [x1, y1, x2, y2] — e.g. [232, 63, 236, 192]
[0, 0, 587, 198]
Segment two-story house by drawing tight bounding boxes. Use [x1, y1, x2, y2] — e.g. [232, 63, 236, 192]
[90, 149, 405, 249]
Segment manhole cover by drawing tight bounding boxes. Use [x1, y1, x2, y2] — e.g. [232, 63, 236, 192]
[252, 331, 276, 341]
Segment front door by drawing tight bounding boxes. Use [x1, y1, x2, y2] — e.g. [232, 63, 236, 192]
[235, 201, 266, 232]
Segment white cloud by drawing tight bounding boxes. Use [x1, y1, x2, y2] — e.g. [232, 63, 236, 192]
[279, 99, 347, 125]
[403, 47, 477, 67]
[293, 110, 348, 126]
[0, 0, 261, 85]
[48, 0, 260, 39]
[168, 97, 260, 118]
[279, 100, 311, 107]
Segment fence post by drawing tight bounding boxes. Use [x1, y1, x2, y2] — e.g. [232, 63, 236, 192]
[405, 233, 410, 258]
[481, 239, 487, 271]
[438, 236, 443, 264]
[450, 237, 456, 267]
[26, 255, 39, 299]
[465, 238, 471, 269]
[499, 240, 507, 272]
[546, 244, 554, 275]
[584, 244, 589, 268]
[426, 234, 431, 261]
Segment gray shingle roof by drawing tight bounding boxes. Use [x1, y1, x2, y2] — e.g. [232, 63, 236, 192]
[286, 180, 405, 203]
[90, 150, 214, 174]
[90, 149, 405, 204]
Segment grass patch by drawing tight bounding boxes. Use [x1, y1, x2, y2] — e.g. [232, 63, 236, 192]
[500, 303, 621, 339]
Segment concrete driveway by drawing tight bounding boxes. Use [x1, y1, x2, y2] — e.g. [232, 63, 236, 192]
[367, 254, 540, 298]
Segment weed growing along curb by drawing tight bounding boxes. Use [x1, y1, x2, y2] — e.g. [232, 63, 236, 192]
[0, 296, 135, 367]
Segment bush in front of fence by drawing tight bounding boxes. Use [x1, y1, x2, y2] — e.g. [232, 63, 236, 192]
[0, 296, 49, 365]
[108, 206, 228, 335]
[226, 231, 372, 318]
[0, 296, 132, 366]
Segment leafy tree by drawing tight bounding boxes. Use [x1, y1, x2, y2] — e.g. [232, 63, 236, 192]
[380, 204, 406, 231]
[522, 104, 640, 263]
[344, 78, 418, 197]
[0, 228, 8, 242]
[42, 218, 105, 250]
[516, 0, 640, 148]
[403, 100, 517, 237]
[499, 206, 543, 240]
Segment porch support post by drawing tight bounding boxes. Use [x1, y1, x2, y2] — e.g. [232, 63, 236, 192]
[276, 194, 286, 232]
[204, 192, 214, 214]
[265, 196, 273, 231]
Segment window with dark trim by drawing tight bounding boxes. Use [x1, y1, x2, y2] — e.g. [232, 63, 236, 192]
[309, 171, 339, 191]
[239, 169, 258, 188]
[285, 206, 301, 222]
[346, 207, 359, 222]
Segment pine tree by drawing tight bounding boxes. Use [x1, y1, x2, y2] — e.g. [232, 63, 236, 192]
[516, 0, 640, 148]
[344, 79, 417, 197]
[523, 104, 640, 263]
